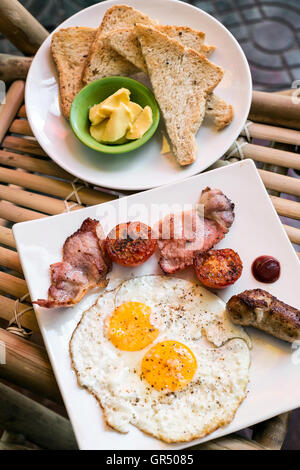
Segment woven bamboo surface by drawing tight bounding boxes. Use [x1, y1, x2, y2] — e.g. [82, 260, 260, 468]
[0, 79, 299, 450]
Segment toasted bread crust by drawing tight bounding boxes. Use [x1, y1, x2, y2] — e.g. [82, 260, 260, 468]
[206, 94, 234, 130]
[82, 4, 156, 84]
[136, 24, 223, 165]
[51, 27, 96, 119]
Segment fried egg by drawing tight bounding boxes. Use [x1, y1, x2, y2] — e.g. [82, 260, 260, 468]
[70, 275, 251, 443]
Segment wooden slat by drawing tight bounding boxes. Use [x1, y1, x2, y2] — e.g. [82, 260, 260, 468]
[250, 90, 300, 130]
[252, 413, 290, 450]
[0, 54, 32, 82]
[271, 195, 300, 220]
[0, 167, 114, 205]
[0, 81, 24, 143]
[259, 169, 300, 197]
[2, 135, 47, 156]
[239, 144, 300, 171]
[241, 122, 300, 146]
[9, 119, 33, 136]
[194, 434, 265, 450]
[0, 184, 83, 215]
[0, 381, 77, 450]
[17, 105, 26, 119]
[0, 200, 45, 222]
[0, 328, 61, 403]
[0, 226, 15, 248]
[0, 149, 72, 179]
[283, 224, 300, 245]
[0, 245, 22, 272]
[0, 0, 48, 56]
[0, 294, 38, 331]
[0, 272, 27, 298]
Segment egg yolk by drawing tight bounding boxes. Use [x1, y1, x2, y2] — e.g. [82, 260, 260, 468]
[108, 301, 159, 351]
[141, 341, 197, 392]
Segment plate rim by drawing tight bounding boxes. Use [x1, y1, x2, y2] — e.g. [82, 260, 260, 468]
[25, 0, 252, 191]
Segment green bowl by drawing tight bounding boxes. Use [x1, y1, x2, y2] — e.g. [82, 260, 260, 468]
[70, 76, 160, 154]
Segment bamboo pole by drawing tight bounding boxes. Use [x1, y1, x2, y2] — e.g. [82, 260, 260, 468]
[0, 0, 48, 56]
[193, 434, 265, 450]
[9, 118, 33, 136]
[0, 226, 16, 248]
[0, 442, 33, 450]
[2, 135, 47, 156]
[241, 122, 300, 146]
[0, 295, 38, 331]
[0, 184, 83, 215]
[0, 328, 61, 402]
[0, 245, 22, 273]
[0, 272, 27, 298]
[283, 224, 300, 245]
[0, 381, 77, 450]
[250, 91, 300, 130]
[0, 54, 32, 82]
[0, 167, 115, 205]
[252, 413, 290, 450]
[259, 169, 300, 197]
[235, 144, 300, 171]
[271, 195, 300, 220]
[0, 200, 45, 222]
[0, 81, 24, 143]
[17, 104, 26, 118]
[0, 149, 72, 179]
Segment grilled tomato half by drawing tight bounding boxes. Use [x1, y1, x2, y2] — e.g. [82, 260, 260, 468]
[106, 221, 157, 267]
[194, 248, 243, 289]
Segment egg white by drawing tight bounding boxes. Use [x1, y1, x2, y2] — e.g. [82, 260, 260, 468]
[70, 275, 251, 443]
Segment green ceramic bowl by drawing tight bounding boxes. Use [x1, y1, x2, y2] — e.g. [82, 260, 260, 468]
[70, 76, 160, 154]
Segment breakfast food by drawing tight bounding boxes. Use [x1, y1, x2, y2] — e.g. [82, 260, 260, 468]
[89, 88, 152, 144]
[108, 25, 215, 75]
[34, 218, 111, 308]
[136, 24, 224, 165]
[205, 94, 234, 131]
[82, 5, 156, 85]
[70, 275, 251, 442]
[194, 248, 243, 289]
[251, 255, 280, 283]
[106, 221, 157, 266]
[50, 2, 234, 157]
[158, 187, 234, 273]
[227, 289, 300, 343]
[51, 27, 96, 119]
[107, 24, 233, 132]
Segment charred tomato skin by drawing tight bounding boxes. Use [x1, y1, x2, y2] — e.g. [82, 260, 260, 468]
[193, 248, 243, 289]
[105, 221, 157, 267]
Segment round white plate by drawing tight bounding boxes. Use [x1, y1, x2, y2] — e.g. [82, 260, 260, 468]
[25, 0, 252, 191]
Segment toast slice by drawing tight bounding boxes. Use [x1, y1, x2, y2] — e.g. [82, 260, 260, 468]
[108, 25, 215, 74]
[82, 4, 157, 84]
[51, 27, 96, 119]
[206, 94, 234, 130]
[136, 24, 224, 165]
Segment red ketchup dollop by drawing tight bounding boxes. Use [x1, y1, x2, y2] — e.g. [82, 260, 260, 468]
[252, 255, 280, 283]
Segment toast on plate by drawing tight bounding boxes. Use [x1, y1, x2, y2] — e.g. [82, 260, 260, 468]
[108, 25, 215, 74]
[108, 25, 231, 130]
[82, 4, 157, 84]
[205, 93, 234, 130]
[51, 27, 96, 119]
[136, 24, 224, 165]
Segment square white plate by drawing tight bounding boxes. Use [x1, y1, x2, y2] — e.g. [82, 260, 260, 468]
[13, 159, 300, 450]
[25, 0, 252, 191]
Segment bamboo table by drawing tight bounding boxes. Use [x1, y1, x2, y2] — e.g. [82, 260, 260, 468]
[0, 0, 299, 451]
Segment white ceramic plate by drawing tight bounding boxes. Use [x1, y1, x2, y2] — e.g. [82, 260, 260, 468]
[25, 0, 252, 191]
[13, 160, 300, 450]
